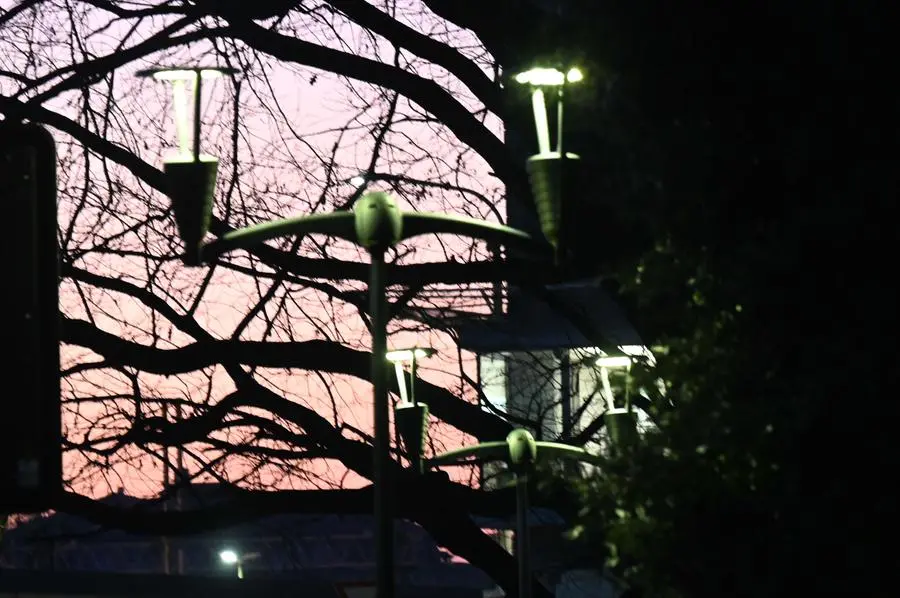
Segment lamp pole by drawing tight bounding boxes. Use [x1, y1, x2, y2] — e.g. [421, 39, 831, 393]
[172, 195, 549, 598]
[428, 428, 602, 598]
[514, 470, 532, 598]
[369, 246, 393, 598]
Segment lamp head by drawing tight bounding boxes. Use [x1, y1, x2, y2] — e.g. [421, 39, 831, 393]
[136, 66, 238, 159]
[395, 402, 429, 472]
[137, 65, 238, 265]
[514, 65, 584, 253]
[164, 156, 218, 266]
[353, 191, 402, 250]
[136, 67, 240, 81]
[604, 408, 638, 448]
[513, 67, 583, 87]
[526, 152, 581, 251]
[506, 428, 538, 470]
[219, 549, 239, 564]
[386, 347, 437, 363]
[595, 355, 632, 368]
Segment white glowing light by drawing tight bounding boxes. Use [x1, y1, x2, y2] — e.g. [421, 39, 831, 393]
[152, 68, 228, 81]
[385, 348, 436, 363]
[514, 67, 584, 86]
[595, 355, 633, 368]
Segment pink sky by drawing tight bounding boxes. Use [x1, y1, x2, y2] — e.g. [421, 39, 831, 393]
[5, 2, 507, 498]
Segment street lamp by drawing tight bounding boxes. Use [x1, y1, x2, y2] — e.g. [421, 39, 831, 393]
[136, 66, 239, 265]
[219, 548, 259, 579]
[146, 56, 573, 597]
[387, 347, 436, 473]
[594, 349, 642, 448]
[514, 66, 583, 261]
[428, 428, 602, 598]
[167, 189, 549, 598]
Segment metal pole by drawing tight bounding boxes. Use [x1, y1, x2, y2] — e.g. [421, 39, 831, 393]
[515, 473, 532, 598]
[175, 402, 184, 575]
[560, 350, 572, 438]
[192, 69, 202, 162]
[531, 88, 551, 154]
[371, 249, 394, 598]
[162, 403, 170, 574]
[556, 79, 565, 156]
[409, 352, 417, 405]
[556, 78, 566, 267]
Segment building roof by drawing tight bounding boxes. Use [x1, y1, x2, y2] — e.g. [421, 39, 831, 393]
[414, 280, 643, 353]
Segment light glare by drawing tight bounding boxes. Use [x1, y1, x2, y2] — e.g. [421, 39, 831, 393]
[219, 549, 239, 564]
[171, 79, 191, 156]
[514, 67, 584, 87]
[386, 348, 436, 363]
[595, 355, 633, 368]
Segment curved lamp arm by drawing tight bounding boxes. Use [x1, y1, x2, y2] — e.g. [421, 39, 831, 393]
[401, 213, 551, 258]
[202, 212, 357, 260]
[426, 441, 509, 468]
[201, 208, 553, 262]
[535, 442, 604, 466]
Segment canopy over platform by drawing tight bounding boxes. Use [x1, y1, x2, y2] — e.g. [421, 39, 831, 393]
[412, 280, 643, 353]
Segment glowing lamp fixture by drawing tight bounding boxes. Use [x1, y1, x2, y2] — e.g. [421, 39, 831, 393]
[387, 347, 436, 473]
[149, 68, 233, 82]
[593, 348, 642, 449]
[514, 66, 584, 255]
[136, 65, 238, 265]
[605, 407, 639, 448]
[385, 348, 436, 363]
[218, 548, 259, 579]
[513, 67, 583, 86]
[427, 428, 602, 598]
[595, 355, 633, 368]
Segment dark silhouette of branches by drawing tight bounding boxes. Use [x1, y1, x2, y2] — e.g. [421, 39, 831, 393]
[0, 4, 599, 595]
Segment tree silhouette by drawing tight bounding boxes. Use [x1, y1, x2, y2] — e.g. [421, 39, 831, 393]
[1, 1, 624, 595]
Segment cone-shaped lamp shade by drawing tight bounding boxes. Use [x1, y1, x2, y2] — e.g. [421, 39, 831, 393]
[164, 157, 218, 265]
[395, 403, 429, 470]
[526, 152, 580, 250]
[604, 408, 638, 447]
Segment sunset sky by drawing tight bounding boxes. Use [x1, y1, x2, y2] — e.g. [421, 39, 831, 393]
[0, 1, 508, 499]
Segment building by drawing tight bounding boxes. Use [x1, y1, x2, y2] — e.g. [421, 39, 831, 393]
[0, 483, 493, 597]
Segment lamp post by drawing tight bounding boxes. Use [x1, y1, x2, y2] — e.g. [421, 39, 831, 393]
[428, 429, 602, 598]
[149, 62, 580, 598]
[197, 197, 547, 598]
[594, 346, 651, 448]
[387, 347, 436, 474]
[514, 66, 583, 264]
